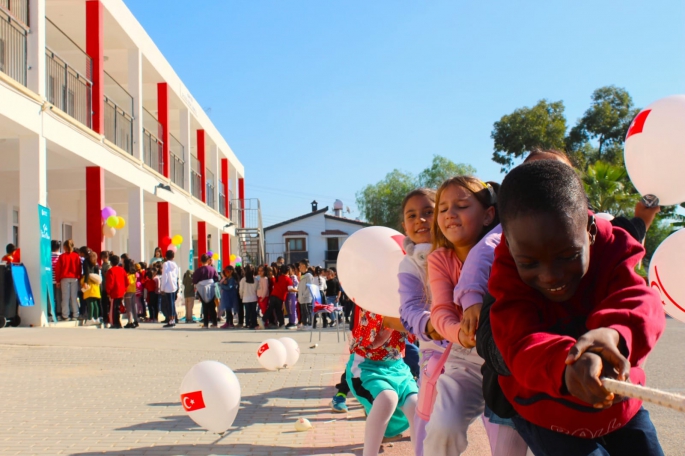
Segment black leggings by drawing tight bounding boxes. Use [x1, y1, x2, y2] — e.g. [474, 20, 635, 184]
[267, 296, 284, 327]
[147, 292, 159, 322]
[244, 302, 258, 328]
[201, 299, 217, 327]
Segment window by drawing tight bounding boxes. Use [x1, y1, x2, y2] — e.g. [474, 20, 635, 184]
[12, 209, 18, 246]
[286, 238, 306, 252]
[62, 223, 72, 242]
[327, 237, 340, 251]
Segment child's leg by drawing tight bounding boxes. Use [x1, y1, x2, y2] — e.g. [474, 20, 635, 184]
[492, 421, 528, 456]
[364, 390, 399, 456]
[423, 349, 484, 456]
[401, 394, 418, 454]
[603, 408, 663, 456]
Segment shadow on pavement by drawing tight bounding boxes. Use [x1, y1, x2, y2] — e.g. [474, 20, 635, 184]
[72, 442, 365, 456]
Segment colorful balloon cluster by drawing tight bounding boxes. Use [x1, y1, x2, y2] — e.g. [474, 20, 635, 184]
[101, 207, 126, 239]
[206, 251, 220, 261]
[161, 234, 184, 254]
[229, 254, 242, 267]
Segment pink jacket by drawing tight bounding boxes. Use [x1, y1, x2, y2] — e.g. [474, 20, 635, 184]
[427, 247, 463, 343]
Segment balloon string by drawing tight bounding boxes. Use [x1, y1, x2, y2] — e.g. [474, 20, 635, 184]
[602, 378, 685, 413]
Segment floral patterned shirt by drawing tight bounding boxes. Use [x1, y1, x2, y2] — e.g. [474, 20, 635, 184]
[349, 310, 412, 361]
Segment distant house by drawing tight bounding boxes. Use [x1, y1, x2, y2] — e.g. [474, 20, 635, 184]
[264, 200, 371, 267]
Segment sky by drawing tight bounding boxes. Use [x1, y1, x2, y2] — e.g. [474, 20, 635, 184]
[127, 0, 685, 227]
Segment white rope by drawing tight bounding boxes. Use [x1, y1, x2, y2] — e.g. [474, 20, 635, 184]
[602, 378, 685, 413]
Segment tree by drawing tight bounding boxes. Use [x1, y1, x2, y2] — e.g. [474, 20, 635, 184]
[356, 155, 476, 230]
[582, 161, 638, 216]
[491, 100, 567, 172]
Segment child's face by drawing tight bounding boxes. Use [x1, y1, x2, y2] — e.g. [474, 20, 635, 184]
[299, 263, 306, 273]
[505, 212, 591, 302]
[437, 184, 494, 249]
[402, 194, 434, 245]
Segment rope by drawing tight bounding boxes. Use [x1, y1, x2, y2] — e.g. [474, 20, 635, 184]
[602, 378, 685, 413]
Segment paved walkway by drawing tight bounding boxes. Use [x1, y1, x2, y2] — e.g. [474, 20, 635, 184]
[0, 318, 680, 455]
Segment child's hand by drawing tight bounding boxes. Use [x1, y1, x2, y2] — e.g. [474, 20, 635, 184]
[564, 352, 617, 408]
[458, 327, 476, 348]
[461, 303, 482, 338]
[425, 319, 444, 341]
[565, 328, 630, 383]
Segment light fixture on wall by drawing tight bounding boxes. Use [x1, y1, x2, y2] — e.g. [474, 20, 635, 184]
[223, 223, 234, 230]
[154, 183, 173, 195]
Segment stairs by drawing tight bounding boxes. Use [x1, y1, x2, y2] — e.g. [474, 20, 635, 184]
[231, 198, 265, 265]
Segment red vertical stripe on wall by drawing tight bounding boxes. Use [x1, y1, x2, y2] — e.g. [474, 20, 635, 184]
[221, 159, 229, 218]
[85, 0, 104, 134]
[197, 222, 207, 258]
[222, 233, 230, 266]
[85, 166, 105, 255]
[157, 202, 170, 250]
[238, 178, 245, 227]
[198, 130, 206, 203]
[157, 83, 169, 178]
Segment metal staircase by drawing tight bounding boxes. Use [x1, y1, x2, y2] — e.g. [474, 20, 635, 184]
[231, 198, 265, 266]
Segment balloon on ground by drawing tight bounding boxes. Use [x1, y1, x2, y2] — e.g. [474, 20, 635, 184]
[624, 95, 685, 206]
[337, 226, 406, 317]
[179, 360, 241, 434]
[648, 228, 685, 323]
[278, 337, 300, 368]
[257, 338, 287, 371]
[294, 417, 312, 431]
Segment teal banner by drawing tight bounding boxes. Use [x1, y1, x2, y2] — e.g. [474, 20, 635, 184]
[189, 249, 194, 271]
[38, 205, 56, 319]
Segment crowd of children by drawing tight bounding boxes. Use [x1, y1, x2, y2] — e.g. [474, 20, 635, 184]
[341, 149, 666, 456]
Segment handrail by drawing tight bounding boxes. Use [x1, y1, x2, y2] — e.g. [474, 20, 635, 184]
[46, 18, 92, 81]
[0, 0, 28, 30]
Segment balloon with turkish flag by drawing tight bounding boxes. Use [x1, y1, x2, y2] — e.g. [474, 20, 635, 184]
[256, 338, 287, 371]
[179, 361, 241, 433]
[648, 228, 685, 324]
[337, 226, 406, 317]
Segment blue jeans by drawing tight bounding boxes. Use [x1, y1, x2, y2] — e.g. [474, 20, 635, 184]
[403, 341, 420, 378]
[512, 408, 664, 456]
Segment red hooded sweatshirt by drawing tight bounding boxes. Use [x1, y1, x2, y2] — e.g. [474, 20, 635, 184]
[105, 265, 130, 300]
[55, 252, 82, 282]
[489, 217, 665, 438]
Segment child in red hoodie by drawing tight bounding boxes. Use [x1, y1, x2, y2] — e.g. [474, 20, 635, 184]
[105, 255, 130, 329]
[489, 160, 665, 455]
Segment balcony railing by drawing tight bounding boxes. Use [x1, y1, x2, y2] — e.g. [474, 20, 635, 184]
[206, 169, 215, 209]
[0, 0, 28, 27]
[169, 133, 184, 188]
[0, 7, 27, 86]
[286, 251, 308, 264]
[142, 108, 163, 174]
[325, 250, 340, 262]
[190, 156, 201, 199]
[104, 72, 133, 154]
[218, 180, 226, 217]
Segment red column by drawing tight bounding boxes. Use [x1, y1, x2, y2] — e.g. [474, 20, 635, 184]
[157, 202, 170, 251]
[198, 130, 206, 203]
[221, 158, 229, 217]
[157, 83, 169, 178]
[86, 0, 104, 134]
[238, 177, 245, 227]
[86, 166, 105, 254]
[197, 221, 207, 258]
[222, 233, 230, 267]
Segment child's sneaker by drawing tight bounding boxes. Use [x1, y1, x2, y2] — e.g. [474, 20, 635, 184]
[330, 393, 348, 413]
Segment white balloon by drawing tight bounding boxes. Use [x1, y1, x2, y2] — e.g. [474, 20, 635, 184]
[278, 337, 300, 368]
[257, 338, 287, 371]
[594, 212, 615, 221]
[294, 417, 312, 431]
[179, 360, 241, 434]
[648, 229, 685, 323]
[337, 226, 405, 317]
[624, 95, 685, 206]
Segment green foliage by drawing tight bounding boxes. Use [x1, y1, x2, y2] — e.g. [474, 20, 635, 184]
[582, 161, 638, 216]
[356, 155, 476, 230]
[642, 221, 676, 271]
[491, 100, 567, 172]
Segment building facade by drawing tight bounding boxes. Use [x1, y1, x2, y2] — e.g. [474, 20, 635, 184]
[264, 202, 370, 268]
[0, 0, 247, 326]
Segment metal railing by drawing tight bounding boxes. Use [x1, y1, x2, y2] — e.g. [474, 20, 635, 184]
[169, 134, 184, 188]
[0, 7, 26, 86]
[190, 156, 201, 199]
[103, 72, 133, 154]
[218, 180, 226, 217]
[206, 169, 215, 209]
[46, 47, 92, 128]
[142, 108, 163, 174]
[0, 0, 28, 27]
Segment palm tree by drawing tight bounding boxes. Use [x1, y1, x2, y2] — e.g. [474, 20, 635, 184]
[582, 161, 638, 216]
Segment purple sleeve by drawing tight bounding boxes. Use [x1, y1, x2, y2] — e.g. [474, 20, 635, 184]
[453, 224, 502, 309]
[398, 272, 432, 343]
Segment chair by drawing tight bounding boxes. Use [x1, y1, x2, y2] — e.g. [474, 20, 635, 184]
[307, 283, 346, 343]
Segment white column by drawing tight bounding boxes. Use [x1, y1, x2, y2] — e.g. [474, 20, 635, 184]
[128, 48, 143, 161]
[18, 135, 47, 326]
[179, 108, 191, 192]
[210, 144, 218, 209]
[127, 188, 144, 262]
[179, 212, 192, 272]
[27, 0, 46, 96]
